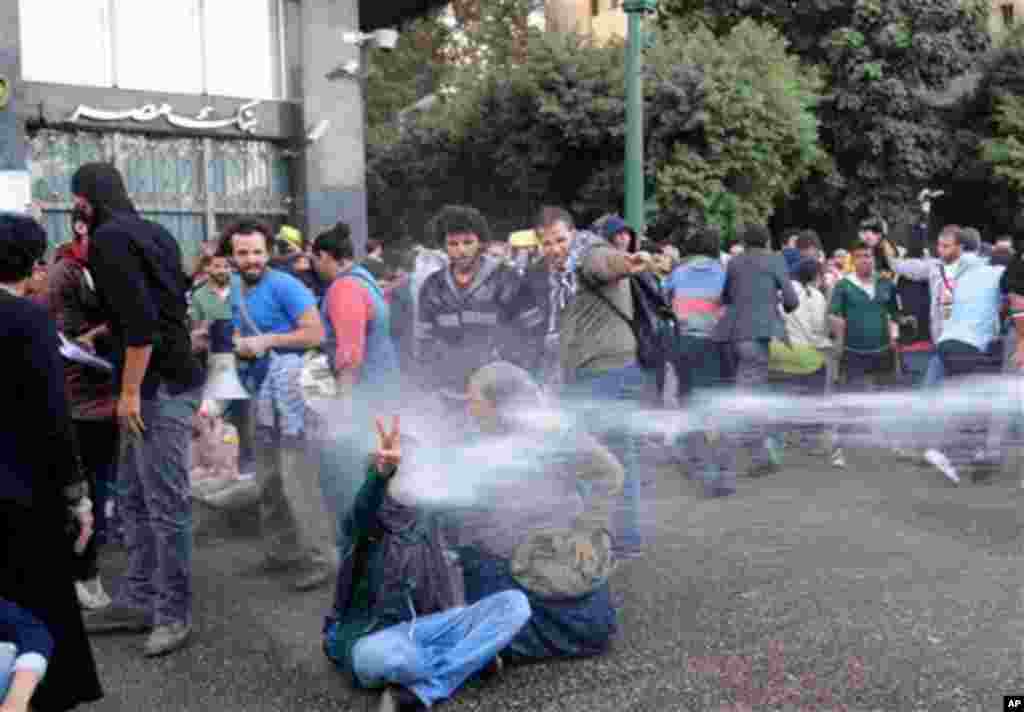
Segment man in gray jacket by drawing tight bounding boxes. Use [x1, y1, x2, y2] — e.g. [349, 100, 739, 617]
[712, 224, 799, 476]
[560, 225, 653, 556]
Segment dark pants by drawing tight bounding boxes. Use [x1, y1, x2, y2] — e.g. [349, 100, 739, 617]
[937, 340, 994, 467]
[71, 419, 119, 581]
[460, 550, 616, 663]
[673, 336, 735, 495]
[780, 366, 827, 449]
[835, 351, 891, 451]
[725, 339, 778, 468]
[113, 389, 199, 627]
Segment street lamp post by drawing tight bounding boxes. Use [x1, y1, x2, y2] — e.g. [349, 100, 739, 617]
[622, 0, 657, 236]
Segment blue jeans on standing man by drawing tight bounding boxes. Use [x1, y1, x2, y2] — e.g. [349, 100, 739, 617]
[351, 590, 530, 707]
[567, 364, 648, 553]
[113, 388, 199, 627]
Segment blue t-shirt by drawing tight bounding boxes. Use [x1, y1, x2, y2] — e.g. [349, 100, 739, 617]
[231, 269, 316, 338]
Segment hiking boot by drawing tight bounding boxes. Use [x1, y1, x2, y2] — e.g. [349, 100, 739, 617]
[76, 577, 112, 610]
[143, 622, 191, 658]
[292, 564, 331, 592]
[84, 604, 152, 634]
[378, 685, 424, 712]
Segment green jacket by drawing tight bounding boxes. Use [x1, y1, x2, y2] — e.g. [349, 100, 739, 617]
[322, 466, 387, 675]
[829, 275, 898, 353]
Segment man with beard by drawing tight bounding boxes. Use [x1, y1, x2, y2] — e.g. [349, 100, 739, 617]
[189, 254, 231, 324]
[70, 163, 204, 658]
[529, 207, 585, 387]
[416, 205, 539, 399]
[218, 219, 332, 591]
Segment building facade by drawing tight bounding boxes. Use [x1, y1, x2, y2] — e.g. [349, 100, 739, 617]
[545, 0, 625, 41]
[1, 0, 441, 267]
[990, 0, 1024, 36]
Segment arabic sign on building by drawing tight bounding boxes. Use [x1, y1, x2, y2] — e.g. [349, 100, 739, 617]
[68, 100, 261, 133]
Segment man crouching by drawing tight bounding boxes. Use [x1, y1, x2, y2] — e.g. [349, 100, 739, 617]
[322, 415, 530, 711]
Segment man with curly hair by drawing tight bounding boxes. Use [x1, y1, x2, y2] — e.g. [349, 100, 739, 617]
[416, 205, 540, 398]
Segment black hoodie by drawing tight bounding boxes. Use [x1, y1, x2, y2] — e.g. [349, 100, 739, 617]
[70, 162, 203, 398]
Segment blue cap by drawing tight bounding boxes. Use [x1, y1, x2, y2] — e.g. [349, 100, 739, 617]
[600, 215, 633, 242]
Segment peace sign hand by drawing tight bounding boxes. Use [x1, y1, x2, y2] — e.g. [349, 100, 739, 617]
[374, 415, 401, 477]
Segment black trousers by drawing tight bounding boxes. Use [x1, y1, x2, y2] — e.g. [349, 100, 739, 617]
[71, 419, 119, 581]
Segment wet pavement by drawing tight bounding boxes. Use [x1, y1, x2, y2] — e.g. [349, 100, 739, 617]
[88, 444, 1024, 711]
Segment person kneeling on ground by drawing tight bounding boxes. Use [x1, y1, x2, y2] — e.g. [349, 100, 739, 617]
[453, 362, 624, 662]
[322, 415, 530, 712]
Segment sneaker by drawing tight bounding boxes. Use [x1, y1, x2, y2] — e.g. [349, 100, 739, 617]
[924, 449, 960, 485]
[143, 622, 191, 658]
[831, 448, 846, 469]
[378, 685, 424, 712]
[76, 577, 112, 610]
[83, 604, 152, 634]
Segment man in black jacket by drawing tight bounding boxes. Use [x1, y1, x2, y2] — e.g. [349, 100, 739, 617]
[70, 163, 204, 658]
[416, 206, 540, 396]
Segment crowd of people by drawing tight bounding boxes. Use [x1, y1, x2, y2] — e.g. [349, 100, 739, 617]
[1, 160, 1022, 712]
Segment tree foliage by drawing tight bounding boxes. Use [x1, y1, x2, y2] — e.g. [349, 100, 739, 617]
[981, 93, 1024, 192]
[368, 19, 824, 245]
[659, 0, 992, 236]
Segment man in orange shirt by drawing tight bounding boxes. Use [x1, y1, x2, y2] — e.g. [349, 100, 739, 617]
[310, 223, 400, 556]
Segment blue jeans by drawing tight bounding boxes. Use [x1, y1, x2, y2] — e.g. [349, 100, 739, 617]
[114, 389, 199, 627]
[0, 642, 14, 700]
[351, 591, 530, 707]
[899, 349, 933, 388]
[923, 351, 945, 387]
[567, 364, 647, 552]
[727, 339, 779, 469]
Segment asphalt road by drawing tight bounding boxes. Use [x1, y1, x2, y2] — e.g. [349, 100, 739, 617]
[86, 444, 1024, 712]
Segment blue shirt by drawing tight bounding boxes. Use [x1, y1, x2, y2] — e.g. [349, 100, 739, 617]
[938, 258, 1005, 352]
[231, 269, 316, 338]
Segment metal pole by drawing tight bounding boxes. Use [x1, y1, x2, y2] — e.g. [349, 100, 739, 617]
[623, 0, 655, 236]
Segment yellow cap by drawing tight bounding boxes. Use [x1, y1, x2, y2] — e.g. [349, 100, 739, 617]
[278, 225, 303, 250]
[509, 229, 538, 248]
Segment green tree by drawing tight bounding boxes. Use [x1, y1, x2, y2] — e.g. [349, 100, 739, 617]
[659, 0, 991, 237]
[981, 93, 1024, 192]
[368, 20, 825, 243]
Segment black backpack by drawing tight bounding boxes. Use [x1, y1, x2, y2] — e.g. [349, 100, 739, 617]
[580, 271, 678, 371]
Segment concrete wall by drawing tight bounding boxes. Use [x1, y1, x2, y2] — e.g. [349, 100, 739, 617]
[0, 0, 25, 171]
[300, 0, 368, 255]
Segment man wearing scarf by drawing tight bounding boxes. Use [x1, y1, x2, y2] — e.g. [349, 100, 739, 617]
[69, 163, 204, 658]
[532, 206, 603, 388]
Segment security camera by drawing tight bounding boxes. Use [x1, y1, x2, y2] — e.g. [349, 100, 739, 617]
[306, 119, 331, 143]
[374, 28, 399, 50]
